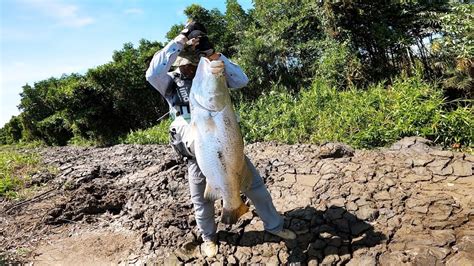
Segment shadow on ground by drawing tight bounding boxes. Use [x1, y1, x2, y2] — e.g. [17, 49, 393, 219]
[218, 206, 386, 263]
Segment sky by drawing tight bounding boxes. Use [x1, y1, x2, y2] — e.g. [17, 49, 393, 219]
[0, 0, 253, 127]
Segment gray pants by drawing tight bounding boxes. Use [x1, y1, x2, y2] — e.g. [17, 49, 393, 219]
[187, 157, 284, 241]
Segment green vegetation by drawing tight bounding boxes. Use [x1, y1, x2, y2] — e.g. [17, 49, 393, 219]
[0, 146, 44, 198]
[239, 75, 473, 149]
[120, 74, 472, 149]
[1, 0, 472, 150]
[0, 40, 166, 147]
[67, 135, 100, 147]
[122, 119, 172, 145]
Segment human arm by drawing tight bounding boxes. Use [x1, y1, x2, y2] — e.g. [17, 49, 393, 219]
[146, 21, 209, 95]
[194, 35, 249, 89]
[145, 37, 186, 96]
[208, 53, 249, 89]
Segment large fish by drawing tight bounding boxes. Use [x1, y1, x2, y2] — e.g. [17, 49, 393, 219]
[189, 58, 252, 224]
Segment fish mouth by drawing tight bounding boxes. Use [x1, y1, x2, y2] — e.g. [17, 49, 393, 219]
[209, 60, 225, 75]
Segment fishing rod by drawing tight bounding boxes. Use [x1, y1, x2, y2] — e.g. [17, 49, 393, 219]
[156, 111, 170, 123]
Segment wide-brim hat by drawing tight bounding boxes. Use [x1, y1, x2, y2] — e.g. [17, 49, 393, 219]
[173, 56, 198, 67]
[173, 46, 199, 67]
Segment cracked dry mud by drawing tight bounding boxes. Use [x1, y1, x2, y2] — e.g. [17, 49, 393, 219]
[1, 137, 473, 265]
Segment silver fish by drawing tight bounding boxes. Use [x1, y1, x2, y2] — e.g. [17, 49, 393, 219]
[189, 58, 251, 224]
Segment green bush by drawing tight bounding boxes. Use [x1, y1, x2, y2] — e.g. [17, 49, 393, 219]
[238, 86, 298, 143]
[239, 75, 473, 149]
[122, 119, 172, 145]
[313, 39, 364, 89]
[436, 106, 473, 147]
[37, 113, 73, 146]
[0, 116, 23, 145]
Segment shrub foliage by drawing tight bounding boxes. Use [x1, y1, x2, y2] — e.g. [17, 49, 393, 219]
[239, 75, 472, 148]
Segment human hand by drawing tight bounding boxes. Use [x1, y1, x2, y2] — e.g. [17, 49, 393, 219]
[210, 60, 224, 74]
[207, 53, 220, 61]
[181, 21, 207, 40]
[186, 38, 200, 49]
[195, 36, 214, 57]
[174, 34, 188, 46]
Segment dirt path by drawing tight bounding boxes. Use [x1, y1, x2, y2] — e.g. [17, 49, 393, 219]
[1, 137, 473, 265]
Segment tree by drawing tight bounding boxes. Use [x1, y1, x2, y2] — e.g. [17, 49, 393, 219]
[323, 0, 449, 81]
[0, 116, 23, 144]
[18, 74, 80, 143]
[67, 40, 166, 144]
[235, 0, 326, 97]
[222, 0, 251, 57]
[431, 3, 473, 99]
[12, 39, 166, 145]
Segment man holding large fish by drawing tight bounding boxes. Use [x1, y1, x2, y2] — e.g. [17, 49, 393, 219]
[146, 21, 295, 258]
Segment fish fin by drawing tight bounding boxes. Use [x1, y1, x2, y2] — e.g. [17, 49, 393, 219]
[221, 202, 249, 224]
[204, 183, 220, 201]
[240, 161, 253, 192]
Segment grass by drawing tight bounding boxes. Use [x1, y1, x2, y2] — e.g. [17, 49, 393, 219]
[122, 119, 172, 145]
[239, 75, 473, 149]
[67, 135, 100, 146]
[0, 145, 47, 199]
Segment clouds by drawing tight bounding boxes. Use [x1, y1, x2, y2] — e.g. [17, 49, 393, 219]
[21, 0, 94, 27]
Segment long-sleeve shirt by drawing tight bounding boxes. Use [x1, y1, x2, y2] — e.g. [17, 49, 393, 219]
[145, 40, 249, 118]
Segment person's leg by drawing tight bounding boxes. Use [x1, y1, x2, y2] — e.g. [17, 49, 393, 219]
[187, 159, 219, 257]
[242, 156, 284, 234]
[187, 159, 217, 242]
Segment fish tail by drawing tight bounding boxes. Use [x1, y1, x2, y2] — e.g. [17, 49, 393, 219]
[221, 202, 249, 224]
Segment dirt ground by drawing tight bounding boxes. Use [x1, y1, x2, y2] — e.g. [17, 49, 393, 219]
[1, 137, 473, 265]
